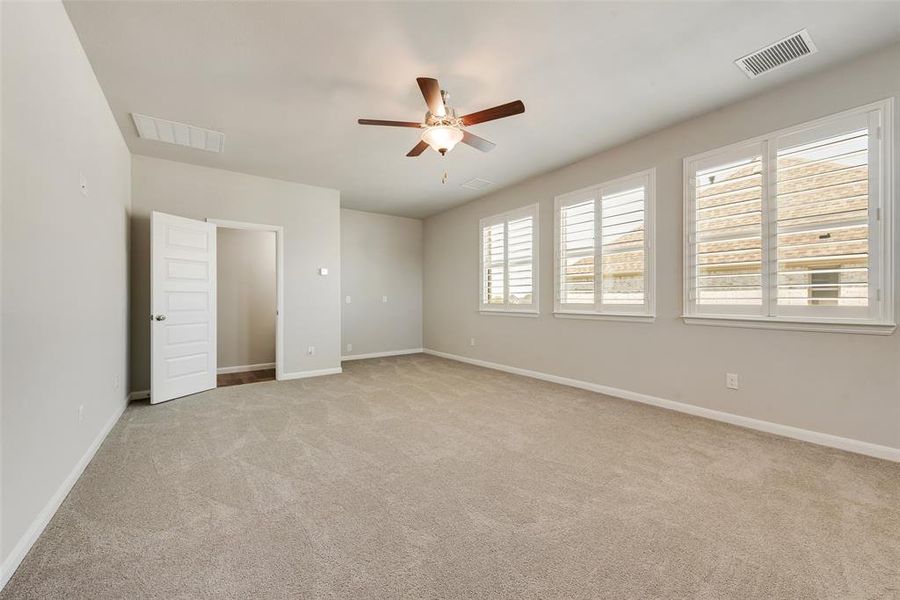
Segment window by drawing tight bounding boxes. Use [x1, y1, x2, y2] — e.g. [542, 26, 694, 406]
[479, 204, 539, 313]
[554, 169, 655, 319]
[684, 100, 894, 333]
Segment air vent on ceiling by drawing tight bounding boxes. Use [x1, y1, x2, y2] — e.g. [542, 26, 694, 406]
[735, 29, 817, 79]
[131, 113, 225, 153]
[461, 177, 493, 191]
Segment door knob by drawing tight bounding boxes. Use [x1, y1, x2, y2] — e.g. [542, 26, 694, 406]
[155, 315, 167, 321]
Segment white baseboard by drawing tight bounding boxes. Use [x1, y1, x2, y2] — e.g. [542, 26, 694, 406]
[280, 367, 342, 381]
[423, 348, 900, 463]
[0, 398, 128, 590]
[129, 363, 340, 398]
[217, 362, 275, 375]
[341, 348, 423, 361]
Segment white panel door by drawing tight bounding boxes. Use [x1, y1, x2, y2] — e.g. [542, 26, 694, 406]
[151, 211, 217, 404]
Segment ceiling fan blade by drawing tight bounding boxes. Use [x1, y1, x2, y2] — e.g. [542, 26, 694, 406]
[461, 130, 496, 152]
[358, 119, 423, 128]
[406, 140, 429, 157]
[460, 100, 525, 126]
[416, 77, 446, 117]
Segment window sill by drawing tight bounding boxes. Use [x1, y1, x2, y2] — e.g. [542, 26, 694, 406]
[479, 309, 540, 318]
[682, 315, 896, 335]
[554, 311, 655, 323]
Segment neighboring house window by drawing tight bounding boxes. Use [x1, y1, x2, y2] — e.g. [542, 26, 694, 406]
[684, 100, 894, 333]
[479, 204, 539, 313]
[554, 169, 656, 320]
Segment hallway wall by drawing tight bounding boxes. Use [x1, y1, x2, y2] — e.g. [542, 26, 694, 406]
[217, 228, 276, 370]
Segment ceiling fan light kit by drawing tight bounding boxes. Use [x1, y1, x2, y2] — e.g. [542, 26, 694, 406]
[358, 77, 524, 158]
[422, 125, 464, 155]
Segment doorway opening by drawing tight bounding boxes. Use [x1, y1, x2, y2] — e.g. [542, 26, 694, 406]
[208, 219, 284, 387]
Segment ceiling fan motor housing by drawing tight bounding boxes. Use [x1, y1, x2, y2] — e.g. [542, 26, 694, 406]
[426, 105, 459, 127]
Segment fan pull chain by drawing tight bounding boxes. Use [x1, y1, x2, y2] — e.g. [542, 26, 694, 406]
[442, 171, 448, 184]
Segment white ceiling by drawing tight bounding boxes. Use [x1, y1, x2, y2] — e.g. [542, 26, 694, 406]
[64, 1, 900, 218]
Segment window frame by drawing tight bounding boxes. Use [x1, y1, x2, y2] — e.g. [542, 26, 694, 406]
[553, 168, 656, 321]
[682, 99, 894, 335]
[477, 203, 540, 316]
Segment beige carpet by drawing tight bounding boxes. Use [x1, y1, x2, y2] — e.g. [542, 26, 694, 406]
[3, 354, 899, 599]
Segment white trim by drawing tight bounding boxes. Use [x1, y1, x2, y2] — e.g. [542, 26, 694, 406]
[478, 310, 539, 318]
[554, 311, 656, 323]
[341, 348, 423, 361]
[554, 168, 656, 317]
[682, 315, 895, 335]
[0, 399, 128, 590]
[206, 218, 285, 382]
[216, 362, 276, 375]
[477, 203, 540, 313]
[280, 367, 343, 380]
[128, 390, 150, 401]
[422, 349, 900, 463]
[682, 99, 894, 328]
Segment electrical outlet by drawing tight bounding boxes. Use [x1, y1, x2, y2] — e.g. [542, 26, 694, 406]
[382, 295, 388, 303]
[113, 375, 121, 390]
[307, 346, 315, 356]
[77, 404, 84, 423]
[345, 295, 352, 304]
[470, 337, 476, 347]
[346, 343, 352, 352]
[726, 373, 739, 390]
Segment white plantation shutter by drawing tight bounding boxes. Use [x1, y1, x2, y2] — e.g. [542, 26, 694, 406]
[555, 170, 655, 316]
[684, 101, 892, 330]
[601, 184, 646, 305]
[479, 205, 539, 312]
[775, 115, 870, 318]
[507, 215, 534, 304]
[482, 222, 505, 305]
[689, 148, 765, 312]
[559, 198, 595, 305]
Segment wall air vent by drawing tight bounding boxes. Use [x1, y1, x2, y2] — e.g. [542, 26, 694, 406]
[131, 113, 225, 153]
[735, 29, 817, 79]
[461, 177, 493, 191]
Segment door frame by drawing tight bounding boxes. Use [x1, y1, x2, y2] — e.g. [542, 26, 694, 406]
[207, 218, 285, 381]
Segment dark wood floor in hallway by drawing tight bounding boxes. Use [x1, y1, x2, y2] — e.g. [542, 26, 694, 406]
[216, 368, 275, 388]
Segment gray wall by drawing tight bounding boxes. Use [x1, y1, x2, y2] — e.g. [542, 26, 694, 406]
[131, 155, 341, 390]
[341, 209, 423, 357]
[217, 228, 276, 369]
[424, 44, 900, 450]
[1, 0, 132, 566]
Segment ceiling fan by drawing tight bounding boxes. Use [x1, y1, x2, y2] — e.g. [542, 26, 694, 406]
[358, 77, 525, 157]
